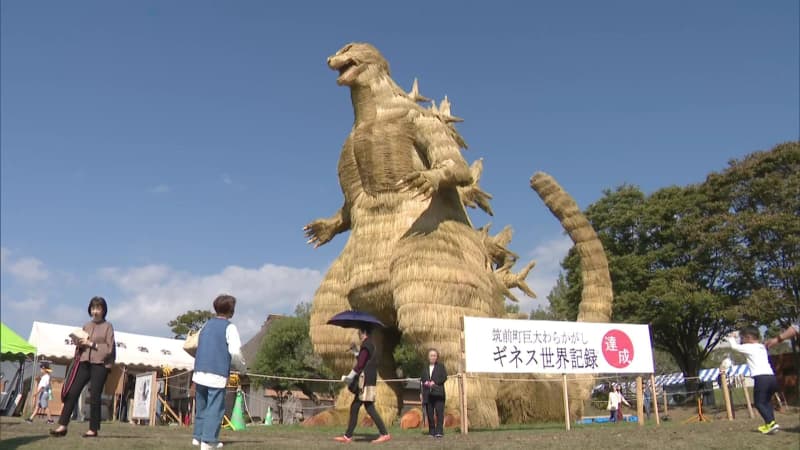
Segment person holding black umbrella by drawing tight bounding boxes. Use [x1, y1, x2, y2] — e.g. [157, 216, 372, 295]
[420, 349, 447, 438]
[334, 327, 391, 444]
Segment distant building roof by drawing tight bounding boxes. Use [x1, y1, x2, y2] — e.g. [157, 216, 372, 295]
[241, 314, 287, 370]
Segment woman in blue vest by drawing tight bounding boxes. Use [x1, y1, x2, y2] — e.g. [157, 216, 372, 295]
[192, 295, 246, 450]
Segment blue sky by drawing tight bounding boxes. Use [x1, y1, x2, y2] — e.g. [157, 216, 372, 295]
[1, 1, 798, 342]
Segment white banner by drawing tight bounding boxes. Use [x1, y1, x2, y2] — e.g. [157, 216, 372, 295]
[463, 317, 654, 374]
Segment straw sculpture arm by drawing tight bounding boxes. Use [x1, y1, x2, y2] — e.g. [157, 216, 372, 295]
[304, 203, 351, 248]
[398, 116, 473, 198]
[458, 159, 494, 216]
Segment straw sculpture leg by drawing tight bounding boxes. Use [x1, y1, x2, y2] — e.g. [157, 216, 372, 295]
[392, 220, 505, 429]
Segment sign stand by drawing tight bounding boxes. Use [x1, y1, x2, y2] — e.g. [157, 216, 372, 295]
[720, 371, 733, 421]
[683, 397, 710, 424]
[635, 376, 644, 426]
[649, 374, 660, 425]
[662, 390, 669, 415]
[459, 316, 469, 435]
[561, 374, 570, 431]
[739, 375, 754, 419]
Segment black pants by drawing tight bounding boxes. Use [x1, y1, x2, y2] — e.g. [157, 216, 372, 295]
[345, 398, 388, 437]
[752, 374, 778, 424]
[58, 362, 109, 431]
[425, 396, 445, 435]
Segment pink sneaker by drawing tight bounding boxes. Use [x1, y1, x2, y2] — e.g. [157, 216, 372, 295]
[371, 434, 391, 444]
[334, 435, 353, 443]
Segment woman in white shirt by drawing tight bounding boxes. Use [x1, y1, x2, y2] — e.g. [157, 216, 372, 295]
[607, 384, 630, 422]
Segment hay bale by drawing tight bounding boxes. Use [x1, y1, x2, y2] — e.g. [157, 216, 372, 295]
[400, 408, 423, 429]
[496, 375, 594, 423]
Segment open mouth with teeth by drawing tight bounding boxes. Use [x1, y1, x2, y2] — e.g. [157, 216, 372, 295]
[333, 59, 359, 85]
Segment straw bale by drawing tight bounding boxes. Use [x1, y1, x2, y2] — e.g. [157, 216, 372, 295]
[400, 408, 423, 429]
[497, 374, 594, 423]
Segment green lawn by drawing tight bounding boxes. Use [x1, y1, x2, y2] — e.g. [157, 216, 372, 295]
[2, 407, 798, 450]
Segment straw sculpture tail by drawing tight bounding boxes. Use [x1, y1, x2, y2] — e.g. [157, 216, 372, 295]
[495, 173, 614, 423]
[304, 42, 611, 428]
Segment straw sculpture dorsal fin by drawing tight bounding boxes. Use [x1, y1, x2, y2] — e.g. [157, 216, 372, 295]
[407, 78, 431, 103]
[438, 95, 464, 123]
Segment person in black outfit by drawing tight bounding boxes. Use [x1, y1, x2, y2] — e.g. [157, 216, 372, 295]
[334, 328, 391, 444]
[420, 348, 447, 438]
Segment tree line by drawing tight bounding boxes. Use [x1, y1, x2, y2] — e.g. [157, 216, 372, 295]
[537, 141, 798, 380]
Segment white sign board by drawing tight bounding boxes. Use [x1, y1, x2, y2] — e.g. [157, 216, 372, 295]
[463, 317, 654, 374]
[132, 372, 155, 420]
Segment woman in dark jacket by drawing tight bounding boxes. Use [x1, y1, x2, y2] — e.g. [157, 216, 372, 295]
[420, 348, 447, 438]
[50, 296, 115, 438]
[334, 328, 391, 444]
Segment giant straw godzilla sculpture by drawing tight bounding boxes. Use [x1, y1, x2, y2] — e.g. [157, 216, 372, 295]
[303, 42, 613, 428]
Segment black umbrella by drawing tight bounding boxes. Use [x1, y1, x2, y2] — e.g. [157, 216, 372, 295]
[327, 310, 385, 329]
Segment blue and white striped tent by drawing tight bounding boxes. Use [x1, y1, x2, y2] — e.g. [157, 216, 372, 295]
[592, 363, 752, 393]
[654, 364, 751, 387]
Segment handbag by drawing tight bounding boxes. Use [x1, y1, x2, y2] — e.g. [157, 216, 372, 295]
[182, 325, 204, 357]
[61, 349, 81, 403]
[347, 375, 360, 395]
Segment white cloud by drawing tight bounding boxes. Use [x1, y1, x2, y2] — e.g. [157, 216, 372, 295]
[149, 184, 171, 194]
[6, 296, 46, 312]
[99, 263, 323, 341]
[0, 247, 9, 266]
[221, 173, 233, 185]
[513, 235, 573, 314]
[7, 256, 50, 283]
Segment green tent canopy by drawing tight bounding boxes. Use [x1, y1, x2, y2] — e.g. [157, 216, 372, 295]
[1, 322, 36, 359]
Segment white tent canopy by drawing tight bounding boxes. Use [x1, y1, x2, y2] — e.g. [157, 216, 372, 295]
[28, 321, 195, 371]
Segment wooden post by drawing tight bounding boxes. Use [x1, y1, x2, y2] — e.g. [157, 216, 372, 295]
[459, 316, 469, 435]
[149, 372, 158, 427]
[719, 371, 733, 421]
[739, 375, 754, 419]
[635, 376, 644, 426]
[562, 374, 570, 431]
[662, 390, 668, 415]
[650, 374, 660, 425]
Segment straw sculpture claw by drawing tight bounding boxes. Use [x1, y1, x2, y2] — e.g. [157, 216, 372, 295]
[459, 159, 494, 216]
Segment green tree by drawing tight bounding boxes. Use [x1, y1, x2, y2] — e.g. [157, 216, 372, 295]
[252, 306, 333, 402]
[253, 315, 333, 401]
[393, 337, 425, 379]
[168, 309, 213, 339]
[706, 142, 800, 376]
[529, 273, 571, 321]
[653, 348, 680, 374]
[560, 183, 739, 386]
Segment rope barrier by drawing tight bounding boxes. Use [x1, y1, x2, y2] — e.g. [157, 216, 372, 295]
[242, 372, 418, 384]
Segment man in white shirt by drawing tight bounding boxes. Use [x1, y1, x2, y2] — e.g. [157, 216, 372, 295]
[26, 362, 53, 424]
[726, 326, 779, 434]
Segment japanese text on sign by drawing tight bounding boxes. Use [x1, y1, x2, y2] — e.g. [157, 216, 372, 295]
[464, 317, 654, 374]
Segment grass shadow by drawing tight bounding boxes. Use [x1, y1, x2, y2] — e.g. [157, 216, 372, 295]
[0, 435, 49, 447]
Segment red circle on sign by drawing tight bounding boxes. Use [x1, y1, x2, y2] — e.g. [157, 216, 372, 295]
[601, 329, 634, 369]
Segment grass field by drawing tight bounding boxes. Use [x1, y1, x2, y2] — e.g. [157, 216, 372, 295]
[1, 406, 797, 450]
